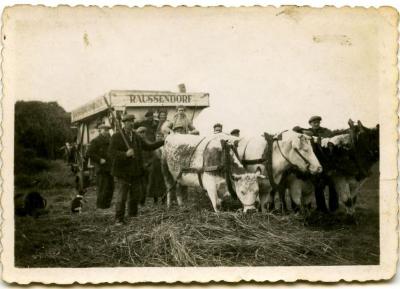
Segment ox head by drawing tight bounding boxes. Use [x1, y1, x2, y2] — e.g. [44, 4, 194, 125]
[232, 171, 265, 213]
[286, 132, 323, 175]
[220, 138, 265, 212]
[348, 119, 379, 178]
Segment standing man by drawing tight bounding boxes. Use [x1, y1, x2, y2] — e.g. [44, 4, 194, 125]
[87, 124, 114, 209]
[147, 131, 167, 205]
[135, 110, 158, 141]
[136, 126, 153, 206]
[293, 116, 336, 212]
[293, 116, 332, 138]
[213, 123, 223, 134]
[108, 114, 164, 225]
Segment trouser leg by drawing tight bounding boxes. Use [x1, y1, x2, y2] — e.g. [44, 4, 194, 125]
[97, 173, 114, 209]
[102, 173, 114, 208]
[96, 174, 103, 208]
[115, 179, 129, 222]
[128, 178, 143, 217]
[327, 178, 339, 212]
[314, 178, 328, 212]
[140, 173, 148, 205]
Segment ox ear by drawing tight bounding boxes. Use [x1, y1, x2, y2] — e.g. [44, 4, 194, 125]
[348, 119, 355, 128]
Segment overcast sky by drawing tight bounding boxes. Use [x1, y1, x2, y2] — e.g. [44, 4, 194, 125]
[6, 6, 394, 136]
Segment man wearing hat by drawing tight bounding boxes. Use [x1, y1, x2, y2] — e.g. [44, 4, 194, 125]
[135, 110, 158, 142]
[108, 114, 164, 225]
[87, 123, 114, 209]
[135, 126, 154, 206]
[293, 116, 332, 138]
[293, 116, 336, 212]
[230, 129, 240, 137]
[213, 123, 223, 134]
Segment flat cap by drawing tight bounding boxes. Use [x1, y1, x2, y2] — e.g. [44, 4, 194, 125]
[145, 111, 154, 117]
[122, 114, 136, 122]
[213, 123, 223, 129]
[230, 129, 240, 135]
[98, 124, 111, 129]
[308, 116, 322, 124]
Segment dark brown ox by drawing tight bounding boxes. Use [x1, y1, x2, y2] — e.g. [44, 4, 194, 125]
[285, 120, 379, 215]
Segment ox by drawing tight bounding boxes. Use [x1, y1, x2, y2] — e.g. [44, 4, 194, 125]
[285, 120, 379, 215]
[237, 131, 323, 212]
[161, 133, 265, 213]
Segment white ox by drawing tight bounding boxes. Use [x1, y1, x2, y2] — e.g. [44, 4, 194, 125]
[237, 131, 323, 212]
[161, 133, 265, 213]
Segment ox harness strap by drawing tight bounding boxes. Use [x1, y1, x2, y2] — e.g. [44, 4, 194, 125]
[178, 136, 228, 191]
[242, 138, 266, 165]
[264, 134, 281, 191]
[240, 134, 279, 191]
[240, 132, 317, 202]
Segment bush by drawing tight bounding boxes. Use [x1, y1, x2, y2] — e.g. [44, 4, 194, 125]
[14, 174, 37, 189]
[15, 159, 74, 189]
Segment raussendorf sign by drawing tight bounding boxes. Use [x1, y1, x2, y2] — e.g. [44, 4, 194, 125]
[71, 91, 209, 122]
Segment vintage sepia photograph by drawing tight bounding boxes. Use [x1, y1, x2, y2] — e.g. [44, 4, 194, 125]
[1, 4, 398, 284]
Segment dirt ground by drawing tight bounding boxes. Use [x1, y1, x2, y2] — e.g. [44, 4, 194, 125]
[14, 161, 379, 267]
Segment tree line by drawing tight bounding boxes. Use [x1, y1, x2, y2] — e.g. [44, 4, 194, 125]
[15, 101, 75, 170]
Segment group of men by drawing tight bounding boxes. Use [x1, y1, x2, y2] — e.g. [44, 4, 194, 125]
[212, 123, 240, 137]
[86, 105, 201, 225]
[86, 107, 335, 224]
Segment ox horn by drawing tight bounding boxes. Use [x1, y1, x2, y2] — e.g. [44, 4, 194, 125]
[357, 120, 366, 132]
[348, 119, 355, 128]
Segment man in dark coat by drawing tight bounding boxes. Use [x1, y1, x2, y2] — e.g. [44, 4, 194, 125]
[135, 110, 158, 142]
[293, 116, 337, 212]
[293, 116, 332, 138]
[108, 114, 164, 225]
[136, 126, 154, 205]
[87, 124, 114, 209]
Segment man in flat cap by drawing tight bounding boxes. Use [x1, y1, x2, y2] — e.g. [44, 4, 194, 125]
[293, 116, 336, 213]
[87, 123, 114, 209]
[293, 116, 332, 138]
[108, 114, 164, 225]
[213, 123, 223, 134]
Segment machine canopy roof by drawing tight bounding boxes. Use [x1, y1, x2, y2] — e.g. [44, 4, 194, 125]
[71, 90, 209, 123]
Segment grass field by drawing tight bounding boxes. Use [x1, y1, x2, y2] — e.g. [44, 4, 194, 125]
[15, 160, 379, 267]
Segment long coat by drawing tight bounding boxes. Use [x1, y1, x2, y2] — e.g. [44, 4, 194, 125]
[87, 134, 111, 174]
[108, 129, 164, 181]
[147, 148, 166, 198]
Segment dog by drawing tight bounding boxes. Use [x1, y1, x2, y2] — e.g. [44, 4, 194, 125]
[70, 195, 85, 213]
